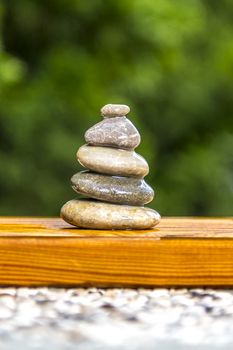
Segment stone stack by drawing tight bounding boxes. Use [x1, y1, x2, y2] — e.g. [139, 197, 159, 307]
[61, 104, 160, 230]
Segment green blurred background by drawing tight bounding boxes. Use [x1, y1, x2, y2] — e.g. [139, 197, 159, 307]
[0, 0, 232, 216]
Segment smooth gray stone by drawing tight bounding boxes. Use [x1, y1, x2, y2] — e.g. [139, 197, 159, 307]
[77, 145, 149, 178]
[71, 171, 154, 205]
[60, 199, 161, 229]
[101, 104, 130, 118]
[85, 116, 141, 150]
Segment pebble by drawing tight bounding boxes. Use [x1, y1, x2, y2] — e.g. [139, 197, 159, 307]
[85, 116, 141, 150]
[0, 305, 13, 319]
[1, 287, 233, 348]
[101, 104, 130, 118]
[0, 296, 16, 310]
[60, 199, 160, 229]
[71, 171, 154, 205]
[77, 145, 149, 178]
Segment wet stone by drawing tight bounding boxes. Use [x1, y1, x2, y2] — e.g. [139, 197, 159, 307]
[101, 104, 130, 118]
[60, 199, 160, 230]
[77, 145, 149, 178]
[85, 116, 141, 150]
[71, 171, 154, 206]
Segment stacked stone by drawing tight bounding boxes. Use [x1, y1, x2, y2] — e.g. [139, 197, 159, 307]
[61, 104, 160, 230]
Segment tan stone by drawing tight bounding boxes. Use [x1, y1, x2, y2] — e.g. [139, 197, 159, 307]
[60, 199, 161, 229]
[77, 145, 149, 178]
[101, 104, 130, 118]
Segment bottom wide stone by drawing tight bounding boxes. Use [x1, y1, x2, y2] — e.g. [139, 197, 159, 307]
[60, 199, 160, 230]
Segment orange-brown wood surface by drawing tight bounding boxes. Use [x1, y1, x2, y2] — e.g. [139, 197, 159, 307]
[0, 217, 233, 287]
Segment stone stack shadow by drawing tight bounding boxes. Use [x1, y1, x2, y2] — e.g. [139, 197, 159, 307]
[61, 104, 160, 230]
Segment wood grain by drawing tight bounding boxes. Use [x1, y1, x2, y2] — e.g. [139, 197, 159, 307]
[0, 217, 232, 287]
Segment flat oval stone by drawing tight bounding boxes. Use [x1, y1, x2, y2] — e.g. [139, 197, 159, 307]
[71, 171, 154, 205]
[77, 145, 149, 178]
[85, 116, 141, 150]
[60, 199, 160, 229]
[101, 104, 130, 118]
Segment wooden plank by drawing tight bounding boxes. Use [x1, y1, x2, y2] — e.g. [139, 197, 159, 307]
[0, 217, 232, 287]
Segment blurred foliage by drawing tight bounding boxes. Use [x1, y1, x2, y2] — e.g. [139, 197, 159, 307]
[0, 0, 233, 215]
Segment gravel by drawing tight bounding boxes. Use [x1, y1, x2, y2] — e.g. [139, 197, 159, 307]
[0, 287, 233, 349]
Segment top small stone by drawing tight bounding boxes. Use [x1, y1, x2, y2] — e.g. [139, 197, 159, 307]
[101, 104, 130, 118]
